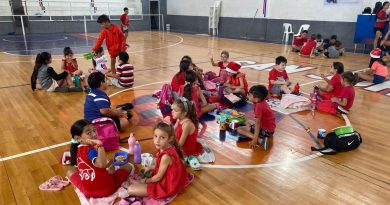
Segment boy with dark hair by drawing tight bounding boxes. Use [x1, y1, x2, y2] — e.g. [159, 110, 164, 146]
[292, 30, 308, 52]
[237, 85, 276, 150]
[269, 56, 292, 96]
[120, 7, 133, 47]
[84, 72, 129, 131]
[93, 14, 126, 74]
[106, 51, 134, 88]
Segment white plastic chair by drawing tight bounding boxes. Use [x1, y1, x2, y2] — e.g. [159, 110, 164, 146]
[282, 23, 294, 44]
[294, 24, 310, 37]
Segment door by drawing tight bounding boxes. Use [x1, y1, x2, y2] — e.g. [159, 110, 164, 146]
[149, 0, 159, 30]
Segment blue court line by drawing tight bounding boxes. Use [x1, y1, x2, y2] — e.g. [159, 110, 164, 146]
[288, 114, 321, 147]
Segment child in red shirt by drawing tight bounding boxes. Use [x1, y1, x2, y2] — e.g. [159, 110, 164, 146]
[224, 61, 248, 95]
[178, 70, 217, 118]
[171, 98, 203, 157]
[127, 122, 190, 199]
[237, 85, 275, 150]
[67, 120, 132, 198]
[208, 50, 229, 83]
[317, 62, 344, 100]
[120, 7, 133, 47]
[62, 47, 82, 76]
[292, 30, 308, 52]
[93, 15, 126, 74]
[269, 56, 292, 95]
[317, 71, 359, 114]
[300, 34, 317, 57]
[170, 59, 191, 93]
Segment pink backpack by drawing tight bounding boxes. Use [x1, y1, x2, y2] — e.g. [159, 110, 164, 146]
[204, 71, 217, 81]
[158, 84, 174, 107]
[92, 117, 119, 151]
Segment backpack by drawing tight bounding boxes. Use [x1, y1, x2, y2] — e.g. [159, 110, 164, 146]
[311, 131, 362, 155]
[203, 71, 217, 81]
[92, 117, 119, 151]
[362, 7, 371, 14]
[157, 84, 175, 115]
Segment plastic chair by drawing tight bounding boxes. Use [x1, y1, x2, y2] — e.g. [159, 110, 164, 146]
[294, 24, 310, 37]
[282, 23, 294, 44]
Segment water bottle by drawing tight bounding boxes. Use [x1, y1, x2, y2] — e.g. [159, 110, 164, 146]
[218, 83, 224, 100]
[134, 141, 142, 164]
[128, 133, 136, 155]
[73, 75, 80, 88]
[294, 83, 300, 93]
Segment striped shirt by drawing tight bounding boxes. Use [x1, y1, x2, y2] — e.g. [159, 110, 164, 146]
[116, 63, 134, 87]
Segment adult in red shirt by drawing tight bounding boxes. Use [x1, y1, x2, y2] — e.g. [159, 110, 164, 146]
[120, 7, 133, 47]
[237, 85, 275, 150]
[374, 2, 390, 49]
[317, 71, 359, 114]
[93, 15, 126, 74]
[317, 62, 344, 100]
[300, 34, 317, 57]
[292, 30, 308, 52]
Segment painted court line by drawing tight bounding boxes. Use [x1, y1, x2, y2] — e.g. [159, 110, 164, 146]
[0, 142, 70, 162]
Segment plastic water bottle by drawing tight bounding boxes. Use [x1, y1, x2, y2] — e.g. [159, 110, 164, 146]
[73, 75, 80, 88]
[134, 141, 142, 164]
[294, 83, 300, 93]
[128, 133, 136, 155]
[217, 83, 224, 100]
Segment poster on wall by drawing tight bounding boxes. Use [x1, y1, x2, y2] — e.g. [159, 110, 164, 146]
[324, 0, 362, 5]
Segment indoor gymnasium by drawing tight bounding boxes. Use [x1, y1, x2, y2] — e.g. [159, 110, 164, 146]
[0, 0, 389, 204]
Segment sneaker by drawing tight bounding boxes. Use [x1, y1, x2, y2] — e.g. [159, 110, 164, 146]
[260, 137, 269, 150]
[117, 103, 134, 110]
[185, 156, 201, 171]
[336, 106, 349, 114]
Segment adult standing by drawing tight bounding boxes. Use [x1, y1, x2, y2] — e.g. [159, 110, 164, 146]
[92, 15, 126, 74]
[120, 7, 133, 47]
[373, 2, 390, 49]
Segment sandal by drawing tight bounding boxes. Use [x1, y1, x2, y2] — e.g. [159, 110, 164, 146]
[185, 156, 201, 171]
[39, 176, 69, 191]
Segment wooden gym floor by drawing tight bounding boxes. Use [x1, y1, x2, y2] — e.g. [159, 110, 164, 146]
[0, 31, 389, 204]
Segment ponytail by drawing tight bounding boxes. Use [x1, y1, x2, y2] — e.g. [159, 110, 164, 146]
[70, 141, 80, 166]
[183, 70, 197, 101]
[31, 52, 52, 90]
[172, 140, 184, 160]
[69, 120, 90, 166]
[174, 98, 199, 128]
[342, 71, 359, 86]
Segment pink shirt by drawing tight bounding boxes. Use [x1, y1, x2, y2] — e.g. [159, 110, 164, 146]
[371, 61, 389, 77]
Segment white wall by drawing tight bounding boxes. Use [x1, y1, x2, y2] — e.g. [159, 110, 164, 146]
[167, 0, 379, 22]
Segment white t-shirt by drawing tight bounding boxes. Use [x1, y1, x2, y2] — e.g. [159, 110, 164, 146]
[94, 55, 108, 74]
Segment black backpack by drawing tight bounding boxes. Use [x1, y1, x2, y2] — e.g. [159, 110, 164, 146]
[362, 7, 372, 14]
[311, 131, 362, 155]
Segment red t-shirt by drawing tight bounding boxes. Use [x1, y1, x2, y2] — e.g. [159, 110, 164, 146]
[268, 68, 289, 91]
[300, 39, 317, 55]
[293, 36, 308, 46]
[62, 58, 78, 74]
[375, 10, 387, 28]
[170, 72, 185, 92]
[254, 100, 276, 132]
[92, 24, 125, 57]
[338, 85, 355, 110]
[120, 13, 129, 28]
[329, 73, 343, 97]
[226, 72, 249, 93]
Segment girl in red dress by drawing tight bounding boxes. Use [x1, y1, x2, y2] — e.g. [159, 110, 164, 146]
[172, 98, 204, 156]
[208, 50, 229, 83]
[224, 61, 249, 95]
[178, 70, 217, 118]
[170, 59, 191, 93]
[67, 120, 132, 198]
[127, 122, 190, 199]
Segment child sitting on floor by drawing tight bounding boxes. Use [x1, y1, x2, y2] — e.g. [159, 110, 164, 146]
[292, 30, 308, 52]
[172, 98, 204, 157]
[179, 70, 217, 118]
[91, 47, 109, 74]
[300, 34, 317, 57]
[106, 51, 134, 88]
[317, 62, 344, 100]
[181, 55, 205, 90]
[127, 122, 190, 199]
[317, 71, 359, 114]
[224, 61, 248, 95]
[62, 47, 83, 76]
[67, 119, 132, 198]
[269, 56, 292, 96]
[208, 50, 229, 83]
[171, 59, 191, 94]
[237, 85, 275, 150]
[359, 58, 389, 84]
[31, 52, 84, 92]
[315, 34, 324, 54]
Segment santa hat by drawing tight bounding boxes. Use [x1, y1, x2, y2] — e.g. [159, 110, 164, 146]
[226, 62, 241, 74]
[370, 48, 382, 59]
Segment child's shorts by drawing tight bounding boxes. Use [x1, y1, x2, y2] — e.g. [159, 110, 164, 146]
[373, 74, 386, 84]
[46, 79, 59, 92]
[110, 116, 122, 131]
[111, 78, 125, 88]
[271, 85, 282, 95]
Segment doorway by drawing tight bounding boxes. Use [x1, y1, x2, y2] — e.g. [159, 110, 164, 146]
[149, 0, 159, 30]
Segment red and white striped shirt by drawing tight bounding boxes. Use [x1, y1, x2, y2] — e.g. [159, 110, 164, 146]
[116, 63, 134, 87]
